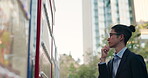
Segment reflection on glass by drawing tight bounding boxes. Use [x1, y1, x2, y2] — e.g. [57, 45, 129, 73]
[0, 0, 29, 78]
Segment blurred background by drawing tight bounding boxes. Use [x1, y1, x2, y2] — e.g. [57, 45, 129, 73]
[0, 0, 147, 78]
[55, 0, 148, 78]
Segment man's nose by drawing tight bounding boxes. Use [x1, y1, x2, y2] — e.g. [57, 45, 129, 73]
[107, 38, 110, 41]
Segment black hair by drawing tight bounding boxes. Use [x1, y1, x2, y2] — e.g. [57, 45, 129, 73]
[111, 24, 135, 45]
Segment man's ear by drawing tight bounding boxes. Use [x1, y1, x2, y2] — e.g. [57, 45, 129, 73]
[120, 34, 124, 41]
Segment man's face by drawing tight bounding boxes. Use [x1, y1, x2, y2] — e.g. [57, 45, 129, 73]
[107, 29, 121, 48]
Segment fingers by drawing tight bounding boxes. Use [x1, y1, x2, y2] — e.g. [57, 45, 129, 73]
[105, 46, 110, 52]
[101, 46, 110, 58]
[102, 46, 110, 53]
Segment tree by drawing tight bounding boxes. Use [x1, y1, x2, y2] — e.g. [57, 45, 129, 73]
[59, 52, 100, 78]
[135, 23, 148, 70]
[59, 54, 80, 78]
[74, 53, 99, 78]
[68, 63, 79, 78]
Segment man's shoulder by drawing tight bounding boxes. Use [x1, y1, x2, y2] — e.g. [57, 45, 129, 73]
[126, 50, 144, 62]
[124, 48, 139, 57]
[123, 49, 144, 61]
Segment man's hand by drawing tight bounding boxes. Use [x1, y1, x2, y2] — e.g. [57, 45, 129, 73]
[100, 46, 110, 62]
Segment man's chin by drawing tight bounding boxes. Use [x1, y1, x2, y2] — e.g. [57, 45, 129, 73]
[109, 45, 113, 48]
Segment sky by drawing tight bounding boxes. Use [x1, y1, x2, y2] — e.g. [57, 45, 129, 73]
[54, 0, 83, 63]
[53, 0, 148, 64]
[134, 0, 148, 22]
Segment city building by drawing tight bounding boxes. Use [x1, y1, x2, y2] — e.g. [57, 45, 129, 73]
[134, 0, 148, 22]
[82, 0, 93, 64]
[82, 0, 136, 64]
[134, 0, 148, 47]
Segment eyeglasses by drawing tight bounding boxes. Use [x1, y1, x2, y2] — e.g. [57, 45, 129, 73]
[109, 33, 121, 37]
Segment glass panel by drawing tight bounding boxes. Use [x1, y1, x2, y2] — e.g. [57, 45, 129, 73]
[0, 0, 29, 78]
[40, 46, 51, 78]
[39, 2, 53, 78]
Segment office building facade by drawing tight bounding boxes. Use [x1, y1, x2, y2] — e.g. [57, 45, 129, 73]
[82, 0, 136, 64]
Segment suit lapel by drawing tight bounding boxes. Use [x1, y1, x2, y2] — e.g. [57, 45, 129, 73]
[107, 59, 114, 78]
[115, 49, 130, 78]
[110, 59, 114, 77]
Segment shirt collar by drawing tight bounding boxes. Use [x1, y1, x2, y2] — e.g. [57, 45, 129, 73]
[114, 47, 127, 58]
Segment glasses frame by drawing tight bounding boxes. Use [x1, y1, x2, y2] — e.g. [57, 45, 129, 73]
[109, 33, 122, 37]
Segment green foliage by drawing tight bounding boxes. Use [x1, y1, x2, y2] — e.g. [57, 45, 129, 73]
[0, 31, 11, 48]
[60, 54, 80, 78]
[138, 23, 148, 29]
[77, 65, 96, 78]
[124, 24, 148, 70]
[1, 31, 11, 44]
[60, 23, 148, 78]
[60, 54, 99, 78]
[75, 55, 99, 78]
[68, 63, 79, 78]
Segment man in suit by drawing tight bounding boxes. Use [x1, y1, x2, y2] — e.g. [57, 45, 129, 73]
[98, 24, 148, 78]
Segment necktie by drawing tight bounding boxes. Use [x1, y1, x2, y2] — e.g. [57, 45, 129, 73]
[112, 55, 120, 78]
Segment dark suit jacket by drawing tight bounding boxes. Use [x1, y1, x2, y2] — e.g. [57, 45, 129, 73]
[98, 49, 148, 78]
